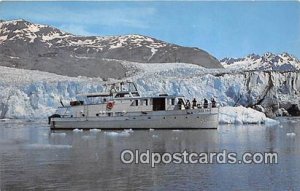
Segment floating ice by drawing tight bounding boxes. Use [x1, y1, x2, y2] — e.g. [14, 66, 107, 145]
[89, 129, 101, 132]
[264, 118, 280, 126]
[286, 132, 296, 137]
[124, 129, 134, 133]
[25, 144, 72, 149]
[219, 106, 278, 125]
[0, 118, 10, 122]
[172, 130, 183, 132]
[50, 132, 66, 136]
[104, 131, 130, 137]
[73, 129, 83, 132]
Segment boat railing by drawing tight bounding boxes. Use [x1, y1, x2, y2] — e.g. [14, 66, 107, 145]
[185, 102, 218, 109]
[55, 106, 72, 118]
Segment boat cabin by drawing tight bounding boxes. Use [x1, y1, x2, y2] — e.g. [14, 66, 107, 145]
[56, 81, 205, 118]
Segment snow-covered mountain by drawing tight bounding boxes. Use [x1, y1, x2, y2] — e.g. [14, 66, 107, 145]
[1, 19, 299, 120]
[0, 19, 222, 78]
[221, 53, 300, 71]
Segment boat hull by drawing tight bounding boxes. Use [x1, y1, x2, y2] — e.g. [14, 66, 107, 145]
[50, 109, 219, 130]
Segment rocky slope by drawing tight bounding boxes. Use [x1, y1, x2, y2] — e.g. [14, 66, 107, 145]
[0, 19, 222, 78]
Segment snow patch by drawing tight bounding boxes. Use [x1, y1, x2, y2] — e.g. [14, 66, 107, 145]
[0, 35, 8, 42]
[42, 32, 70, 41]
[28, 24, 41, 33]
[148, 47, 158, 61]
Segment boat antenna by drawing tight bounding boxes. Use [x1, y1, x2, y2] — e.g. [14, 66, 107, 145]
[60, 97, 65, 107]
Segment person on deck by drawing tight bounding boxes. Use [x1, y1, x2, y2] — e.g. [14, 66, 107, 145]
[204, 98, 208, 108]
[192, 98, 197, 108]
[186, 100, 191, 109]
[178, 99, 184, 110]
[211, 98, 216, 108]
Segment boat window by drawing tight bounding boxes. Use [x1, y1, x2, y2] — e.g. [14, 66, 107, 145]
[152, 98, 166, 111]
[115, 93, 125, 98]
[177, 98, 185, 105]
[141, 99, 148, 106]
[130, 100, 139, 106]
[115, 112, 124, 116]
[129, 83, 138, 92]
[171, 98, 175, 105]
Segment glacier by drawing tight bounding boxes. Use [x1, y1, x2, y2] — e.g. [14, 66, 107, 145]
[0, 62, 299, 124]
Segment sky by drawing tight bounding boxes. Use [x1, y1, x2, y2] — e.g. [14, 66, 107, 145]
[0, 1, 299, 59]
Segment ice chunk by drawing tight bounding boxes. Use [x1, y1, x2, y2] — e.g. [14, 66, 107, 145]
[172, 130, 183, 132]
[50, 132, 66, 136]
[219, 106, 277, 124]
[124, 129, 134, 133]
[264, 118, 280, 125]
[286, 132, 296, 136]
[73, 129, 83, 132]
[104, 131, 130, 137]
[0, 118, 10, 122]
[25, 144, 72, 149]
[89, 129, 101, 132]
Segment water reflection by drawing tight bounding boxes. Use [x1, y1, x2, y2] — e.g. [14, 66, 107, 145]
[0, 119, 299, 190]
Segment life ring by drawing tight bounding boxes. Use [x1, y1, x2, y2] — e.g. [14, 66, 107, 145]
[106, 101, 114, 110]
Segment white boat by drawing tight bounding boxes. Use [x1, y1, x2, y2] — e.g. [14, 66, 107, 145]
[49, 81, 219, 130]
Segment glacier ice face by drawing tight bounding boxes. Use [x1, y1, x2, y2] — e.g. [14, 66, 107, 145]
[126, 62, 300, 109]
[0, 63, 299, 121]
[0, 66, 104, 119]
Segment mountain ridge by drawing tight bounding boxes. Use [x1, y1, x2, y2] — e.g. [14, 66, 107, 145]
[220, 52, 300, 71]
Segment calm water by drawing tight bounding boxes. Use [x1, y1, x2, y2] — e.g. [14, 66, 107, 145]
[0, 118, 299, 191]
